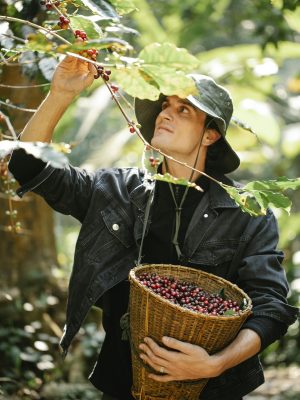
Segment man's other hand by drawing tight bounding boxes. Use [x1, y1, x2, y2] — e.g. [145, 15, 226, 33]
[50, 55, 96, 99]
[139, 336, 220, 382]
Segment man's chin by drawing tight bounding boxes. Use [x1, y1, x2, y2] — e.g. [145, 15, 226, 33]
[151, 136, 168, 152]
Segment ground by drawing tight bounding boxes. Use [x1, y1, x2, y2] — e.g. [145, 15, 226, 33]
[1, 366, 300, 399]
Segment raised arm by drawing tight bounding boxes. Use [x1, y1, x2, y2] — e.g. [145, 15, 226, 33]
[9, 56, 97, 222]
[20, 55, 95, 143]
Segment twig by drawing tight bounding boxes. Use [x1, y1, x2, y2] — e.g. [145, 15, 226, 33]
[0, 16, 71, 45]
[0, 83, 50, 89]
[0, 52, 41, 66]
[117, 90, 134, 111]
[0, 100, 36, 113]
[52, 2, 76, 36]
[66, 51, 116, 67]
[0, 111, 18, 139]
[0, 32, 26, 43]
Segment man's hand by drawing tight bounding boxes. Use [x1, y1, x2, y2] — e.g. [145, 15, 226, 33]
[20, 55, 98, 143]
[139, 329, 261, 383]
[139, 336, 219, 382]
[50, 55, 96, 99]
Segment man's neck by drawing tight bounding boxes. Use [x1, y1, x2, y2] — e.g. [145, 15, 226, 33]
[162, 150, 207, 182]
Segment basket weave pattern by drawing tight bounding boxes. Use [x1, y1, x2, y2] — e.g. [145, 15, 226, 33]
[129, 264, 252, 400]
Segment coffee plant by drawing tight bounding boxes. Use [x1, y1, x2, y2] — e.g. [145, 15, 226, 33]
[0, 0, 300, 240]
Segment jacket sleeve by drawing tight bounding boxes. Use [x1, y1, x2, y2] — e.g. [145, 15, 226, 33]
[237, 209, 299, 348]
[8, 149, 96, 223]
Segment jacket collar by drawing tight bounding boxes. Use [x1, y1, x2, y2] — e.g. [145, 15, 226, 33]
[208, 171, 240, 210]
[129, 168, 239, 211]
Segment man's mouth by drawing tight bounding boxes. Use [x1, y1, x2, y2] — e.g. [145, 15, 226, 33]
[156, 125, 173, 133]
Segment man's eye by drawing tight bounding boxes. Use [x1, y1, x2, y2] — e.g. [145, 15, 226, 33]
[161, 103, 168, 110]
[179, 106, 189, 113]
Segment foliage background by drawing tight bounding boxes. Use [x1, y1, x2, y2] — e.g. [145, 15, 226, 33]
[1, 0, 300, 399]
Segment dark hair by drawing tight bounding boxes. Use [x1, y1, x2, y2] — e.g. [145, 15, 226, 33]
[205, 115, 225, 172]
[205, 115, 220, 133]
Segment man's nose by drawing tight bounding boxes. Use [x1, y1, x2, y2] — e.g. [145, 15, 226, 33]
[159, 107, 173, 120]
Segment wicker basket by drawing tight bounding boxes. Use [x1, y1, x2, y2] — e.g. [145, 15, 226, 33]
[128, 264, 252, 400]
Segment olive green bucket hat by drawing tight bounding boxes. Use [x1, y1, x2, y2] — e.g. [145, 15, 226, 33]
[134, 74, 240, 173]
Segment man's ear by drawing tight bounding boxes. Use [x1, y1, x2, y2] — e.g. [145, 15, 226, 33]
[202, 129, 221, 146]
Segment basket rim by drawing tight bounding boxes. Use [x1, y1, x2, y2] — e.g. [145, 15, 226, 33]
[129, 263, 252, 320]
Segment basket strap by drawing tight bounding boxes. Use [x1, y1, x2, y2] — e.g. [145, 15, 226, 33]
[137, 184, 155, 265]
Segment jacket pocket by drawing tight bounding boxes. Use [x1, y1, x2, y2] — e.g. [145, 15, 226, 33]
[77, 205, 134, 261]
[189, 239, 239, 266]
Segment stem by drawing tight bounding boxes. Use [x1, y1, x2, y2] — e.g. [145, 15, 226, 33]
[0, 52, 41, 66]
[103, 80, 133, 124]
[0, 112, 18, 140]
[117, 90, 134, 111]
[0, 83, 50, 89]
[0, 100, 36, 113]
[52, 3, 76, 36]
[0, 32, 26, 43]
[0, 16, 71, 45]
[66, 51, 116, 68]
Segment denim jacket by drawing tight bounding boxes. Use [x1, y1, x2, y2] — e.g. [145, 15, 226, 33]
[15, 162, 298, 399]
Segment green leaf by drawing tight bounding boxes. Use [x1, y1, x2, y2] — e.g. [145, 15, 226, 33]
[151, 173, 203, 191]
[108, 0, 138, 15]
[240, 298, 248, 311]
[135, 43, 199, 99]
[139, 43, 200, 70]
[244, 177, 300, 192]
[221, 177, 300, 216]
[69, 15, 103, 39]
[219, 288, 226, 300]
[76, 0, 122, 19]
[23, 32, 54, 54]
[222, 185, 265, 217]
[58, 37, 132, 53]
[0, 141, 69, 168]
[223, 310, 236, 316]
[141, 66, 197, 98]
[112, 66, 160, 100]
[111, 43, 199, 100]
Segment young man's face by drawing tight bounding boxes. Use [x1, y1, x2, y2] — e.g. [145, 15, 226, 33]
[151, 95, 207, 161]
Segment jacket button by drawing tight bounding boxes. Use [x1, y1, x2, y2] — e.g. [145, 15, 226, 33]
[204, 214, 208, 218]
[112, 223, 120, 231]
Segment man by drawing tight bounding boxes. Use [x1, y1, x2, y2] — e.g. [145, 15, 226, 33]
[9, 56, 298, 400]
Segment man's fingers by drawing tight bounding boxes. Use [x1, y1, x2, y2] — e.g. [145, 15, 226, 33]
[140, 353, 165, 373]
[162, 336, 195, 354]
[140, 350, 168, 372]
[141, 337, 177, 361]
[88, 61, 98, 77]
[62, 55, 76, 63]
[148, 373, 174, 383]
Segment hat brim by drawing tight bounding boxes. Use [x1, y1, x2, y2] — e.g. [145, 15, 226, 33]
[134, 96, 240, 174]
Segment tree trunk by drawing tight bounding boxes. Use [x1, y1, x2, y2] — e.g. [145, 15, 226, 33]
[0, 65, 59, 296]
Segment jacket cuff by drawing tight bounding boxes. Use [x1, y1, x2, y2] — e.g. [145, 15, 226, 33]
[242, 316, 288, 351]
[16, 162, 56, 198]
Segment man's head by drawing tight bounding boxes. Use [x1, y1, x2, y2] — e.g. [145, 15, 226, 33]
[135, 74, 240, 174]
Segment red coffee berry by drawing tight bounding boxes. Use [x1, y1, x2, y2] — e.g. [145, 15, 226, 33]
[129, 126, 135, 133]
[137, 272, 242, 316]
[75, 30, 87, 40]
[110, 84, 119, 93]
